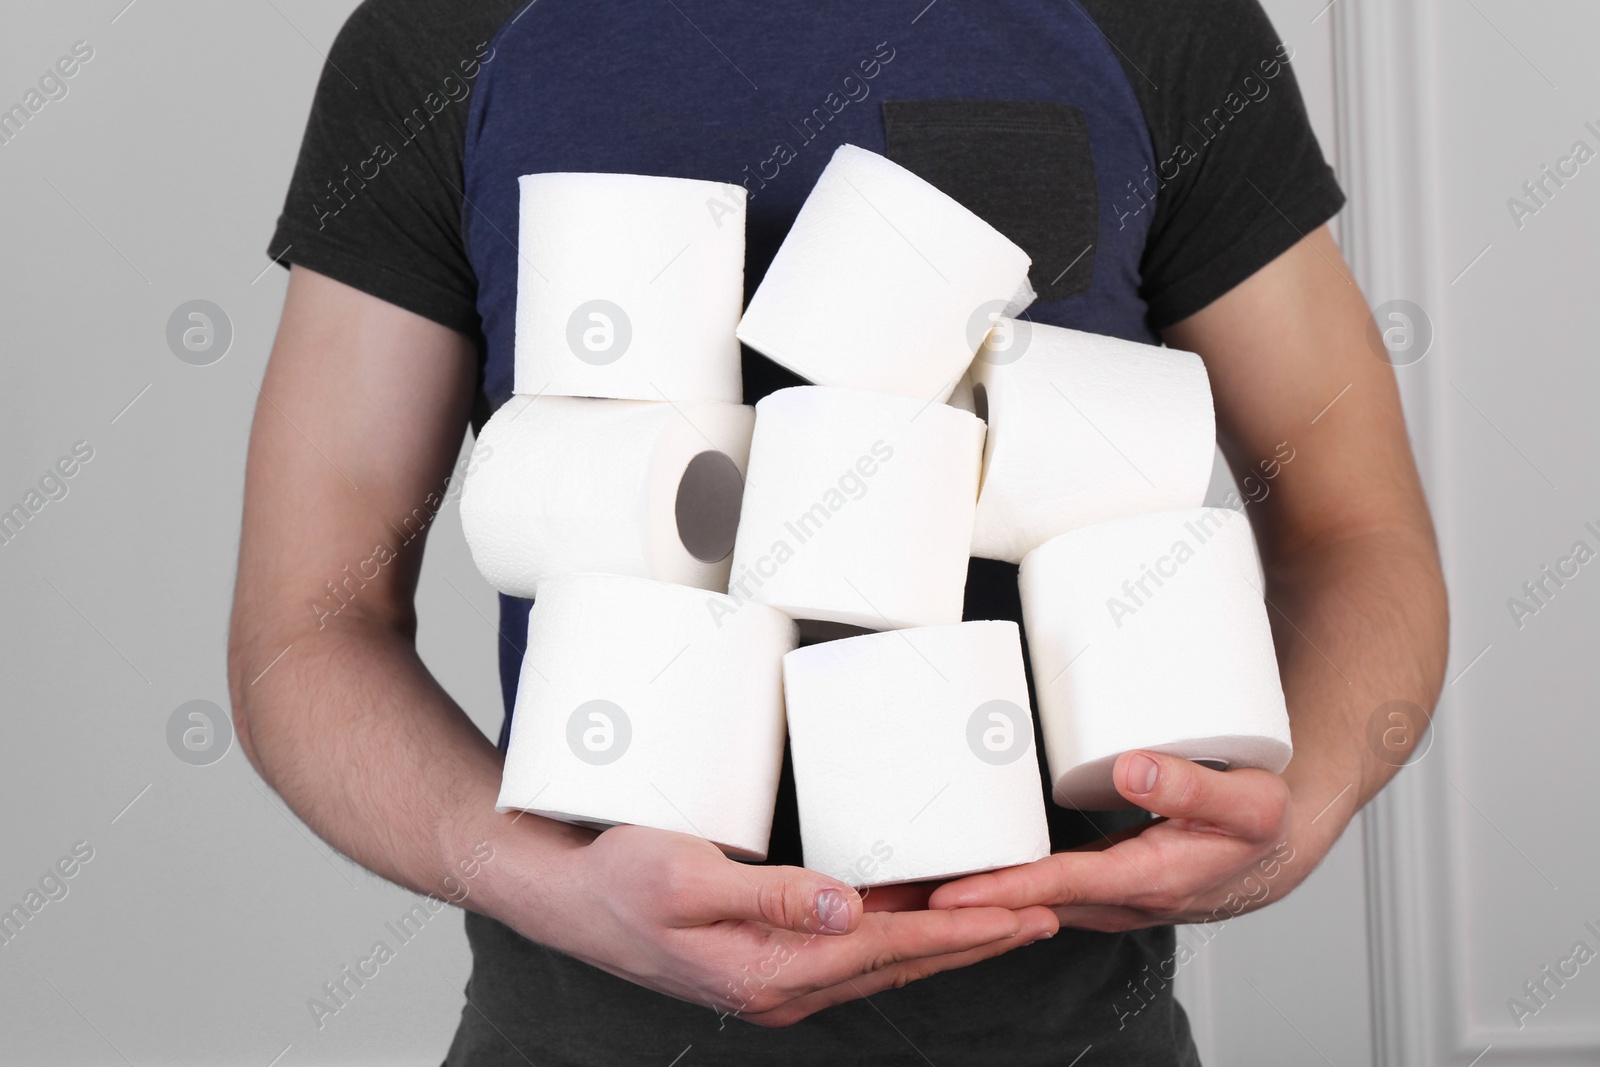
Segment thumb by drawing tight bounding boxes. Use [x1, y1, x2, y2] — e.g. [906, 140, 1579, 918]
[685, 863, 863, 936]
[1113, 750, 1288, 838]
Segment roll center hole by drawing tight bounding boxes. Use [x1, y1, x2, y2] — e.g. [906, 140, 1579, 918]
[676, 450, 745, 563]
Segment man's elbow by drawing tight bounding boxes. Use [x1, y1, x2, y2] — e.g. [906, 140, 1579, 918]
[225, 620, 270, 780]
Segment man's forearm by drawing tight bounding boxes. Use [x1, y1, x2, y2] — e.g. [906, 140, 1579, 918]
[228, 616, 580, 911]
[1263, 526, 1448, 847]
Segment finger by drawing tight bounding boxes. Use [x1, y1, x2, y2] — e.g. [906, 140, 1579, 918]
[1051, 897, 1263, 931]
[929, 846, 1161, 911]
[672, 861, 863, 936]
[778, 904, 1042, 994]
[1113, 751, 1289, 839]
[743, 907, 1059, 1026]
[1051, 904, 1164, 932]
[860, 881, 935, 913]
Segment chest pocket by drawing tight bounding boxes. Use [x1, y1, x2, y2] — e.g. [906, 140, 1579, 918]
[881, 100, 1098, 303]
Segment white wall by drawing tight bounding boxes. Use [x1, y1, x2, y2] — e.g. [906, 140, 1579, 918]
[1438, 0, 1600, 1032]
[1362, 1, 1600, 1063]
[0, 3, 497, 1063]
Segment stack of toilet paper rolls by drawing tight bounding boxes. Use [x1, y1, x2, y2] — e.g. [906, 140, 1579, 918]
[465, 143, 1293, 882]
[460, 171, 798, 858]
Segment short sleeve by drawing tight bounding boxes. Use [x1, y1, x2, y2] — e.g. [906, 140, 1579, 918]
[1082, 0, 1346, 328]
[266, 0, 522, 342]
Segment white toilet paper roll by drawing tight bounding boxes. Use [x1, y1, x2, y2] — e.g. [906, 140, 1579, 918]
[783, 620, 1051, 886]
[736, 145, 1032, 403]
[946, 373, 977, 417]
[968, 321, 1215, 565]
[1019, 507, 1292, 810]
[1003, 274, 1038, 319]
[515, 172, 745, 402]
[727, 386, 983, 630]
[461, 395, 754, 597]
[498, 573, 798, 859]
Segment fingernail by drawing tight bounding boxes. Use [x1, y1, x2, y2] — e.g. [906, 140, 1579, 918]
[1127, 754, 1158, 794]
[816, 888, 851, 933]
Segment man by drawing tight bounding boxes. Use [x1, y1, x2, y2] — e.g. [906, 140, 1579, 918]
[229, 1, 1448, 1063]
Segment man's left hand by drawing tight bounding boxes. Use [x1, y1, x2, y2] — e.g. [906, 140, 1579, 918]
[927, 750, 1321, 931]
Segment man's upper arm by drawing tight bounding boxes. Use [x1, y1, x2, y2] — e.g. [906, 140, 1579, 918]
[1162, 226, 1436, 559]
[231, 266, 478, 659]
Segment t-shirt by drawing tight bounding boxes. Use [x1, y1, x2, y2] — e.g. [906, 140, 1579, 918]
[269, 2, 1342, 1063]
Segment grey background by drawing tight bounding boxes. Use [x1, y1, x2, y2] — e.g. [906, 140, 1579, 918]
[2, 1, 1596, 1064]
[1, 3, 502, 1062]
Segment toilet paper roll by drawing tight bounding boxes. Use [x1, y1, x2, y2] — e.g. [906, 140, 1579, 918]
[461, 395, 754, 597]
[946, 373, 977, 417]
[736, 145, 1032, 403]
[515, 172, 745, 402]
[1019, 507, 1292, 810]
[783, 620, 1051, 886]
[497, 573, 798, 859]
[1003, 274, 1038, 319]
[727, 386, 983, 630]
[968, 321, 1215, 564]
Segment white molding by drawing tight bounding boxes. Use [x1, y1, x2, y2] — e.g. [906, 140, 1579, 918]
[1329, 1, 1458, 1065]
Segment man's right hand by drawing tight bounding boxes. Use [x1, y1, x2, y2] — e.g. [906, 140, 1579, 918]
[484, 823, 1057, 1027]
